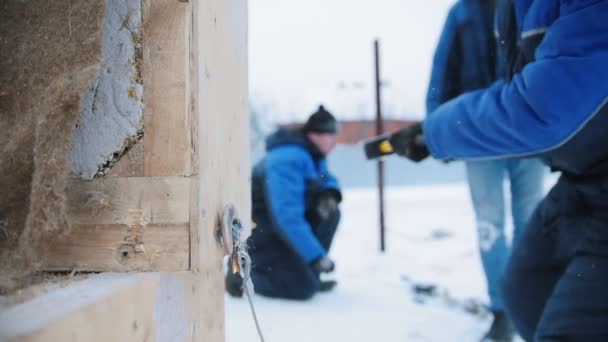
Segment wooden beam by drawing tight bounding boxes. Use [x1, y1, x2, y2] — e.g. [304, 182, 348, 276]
[0, 273, 194, 341]
[66, 177, 190, 225]
[41, 177, 190, 272]
[42, 223, 189, 271]
[142, 0, 192, 177]
[106, 141, 144, 177]
[190, 0, 251, 341]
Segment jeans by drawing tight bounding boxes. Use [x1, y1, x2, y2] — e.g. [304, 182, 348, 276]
[249, 210, 340, 300]
[502, 175, 608, 341]
[466, 158, 545, 311]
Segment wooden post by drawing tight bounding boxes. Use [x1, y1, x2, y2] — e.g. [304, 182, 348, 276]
[142, 0, 193, 177]
[190, 0, 250, 340]
[374, 39, 387, 252]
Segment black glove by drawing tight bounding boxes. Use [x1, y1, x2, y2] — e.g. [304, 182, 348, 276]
[311, 255, 335, 274]
[389, 122, 429, 162]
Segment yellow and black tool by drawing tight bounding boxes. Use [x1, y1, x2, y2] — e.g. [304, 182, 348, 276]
[363, 134, 394, 160]
[364, 132, 425, 160]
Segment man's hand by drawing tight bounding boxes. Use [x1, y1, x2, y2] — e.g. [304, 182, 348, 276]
[389, 122, 430, 162]
[311, 255, 335, 274]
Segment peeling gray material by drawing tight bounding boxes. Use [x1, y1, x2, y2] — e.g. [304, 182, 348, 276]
[70, 0, 144, 179]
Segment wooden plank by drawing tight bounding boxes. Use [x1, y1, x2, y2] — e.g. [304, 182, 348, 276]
[190, 0, 251, 341]
[142, 0, 192, 176]
[67, 177, 190, 225]
[40, 176, 190, 271]
[106, 141, 144, 177]
[0, 273, 194, 341]
[42, 223, 189, 271]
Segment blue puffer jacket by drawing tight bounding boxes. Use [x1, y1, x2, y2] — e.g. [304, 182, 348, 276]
[426, 0, 497, 113]
[424, 0, 608, 177]
[249, 128, 341, 263]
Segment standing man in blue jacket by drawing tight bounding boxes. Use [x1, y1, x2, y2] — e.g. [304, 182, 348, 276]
[427, 0, 544, 340]
[226, 105, 342, 300]
[391, 0, 608, 340]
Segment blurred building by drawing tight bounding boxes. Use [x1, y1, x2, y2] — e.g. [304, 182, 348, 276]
[280, 119, 418, 145]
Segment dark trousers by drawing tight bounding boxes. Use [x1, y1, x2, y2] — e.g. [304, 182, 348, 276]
[502, 175, 608, 341]
[249, 210, 340, 300]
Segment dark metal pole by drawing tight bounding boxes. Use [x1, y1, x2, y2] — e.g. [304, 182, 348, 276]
[374, 39, 386, 252]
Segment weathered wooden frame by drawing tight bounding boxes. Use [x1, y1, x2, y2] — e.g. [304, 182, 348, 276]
[1, 0, 250, 341]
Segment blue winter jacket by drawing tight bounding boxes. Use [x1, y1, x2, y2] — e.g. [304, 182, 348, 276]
[249, 128, 341, 263]
[424, 0, 608, 176]
[426, 0, 497, 113]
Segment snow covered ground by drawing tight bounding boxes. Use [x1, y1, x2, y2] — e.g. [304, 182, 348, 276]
[226, 183, 534, 341]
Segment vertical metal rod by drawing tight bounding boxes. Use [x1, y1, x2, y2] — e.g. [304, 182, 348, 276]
[374, 39, 386, 252]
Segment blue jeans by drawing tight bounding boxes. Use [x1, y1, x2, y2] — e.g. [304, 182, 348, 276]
[466, 158, 544, 311]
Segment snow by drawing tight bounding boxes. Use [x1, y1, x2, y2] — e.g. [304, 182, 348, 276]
[225, 183, 529, 341]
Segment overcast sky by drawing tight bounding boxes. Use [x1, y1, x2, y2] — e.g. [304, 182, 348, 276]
[249, 0, 455, 124]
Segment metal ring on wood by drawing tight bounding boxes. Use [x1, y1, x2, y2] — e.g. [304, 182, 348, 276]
[219, 203, 241, 255]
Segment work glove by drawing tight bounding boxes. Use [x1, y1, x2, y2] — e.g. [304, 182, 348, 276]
[311, 255, 335, 274]
[389, 122, 429, 162]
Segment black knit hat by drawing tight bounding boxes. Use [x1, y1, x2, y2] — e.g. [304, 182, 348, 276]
[303, 105, 338, 133]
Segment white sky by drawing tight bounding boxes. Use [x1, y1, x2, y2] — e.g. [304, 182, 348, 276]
[249, 0, 455, 123]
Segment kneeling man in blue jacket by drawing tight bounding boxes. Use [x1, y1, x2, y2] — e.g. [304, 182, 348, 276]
[226, 105, 342, 300]
[390, 1, 608, 340]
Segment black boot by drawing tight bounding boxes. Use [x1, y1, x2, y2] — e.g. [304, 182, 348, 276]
[319, 280, 337, 292]
[225, 259, 244, 297]
[481, 311, 514, 342]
